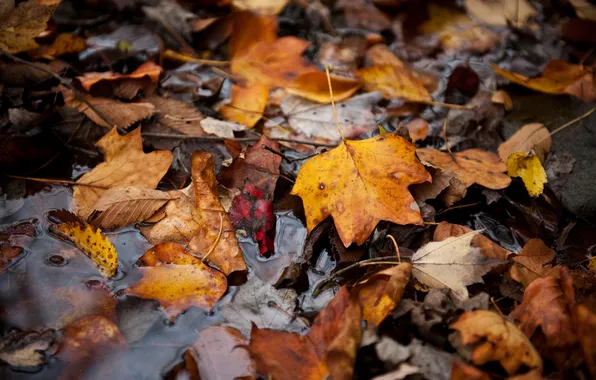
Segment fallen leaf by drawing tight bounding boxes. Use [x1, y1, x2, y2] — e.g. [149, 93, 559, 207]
[419, 4, 500, 53]
[510, 274, 582, 368]
[76, 61, 163, 99]
[356, 64, 431, 103]
[405, 118, 429, 142]
[142, 0, 197, 40]
[248, 286, 362, 380]
[72, 127, 173, 219]
[450, 310, 543, 375]
[60, 86, 155, 128]
[336, 0, 391, 32]
[28, 32, 87, 58]
[141, 152, 246, 276]
[352, 263, 412, 326]
[279, 92, 383, 142]
[124, 242, 228, 320]
[52, 217, 118, 278]
[492, 61, 596, 102]
[0, 0, 58, 53]
[506, 152, 547, 197]
[317, 35, 367, 73]
[416, 148, 511, 193]
[87, 186, 182, 230]
[569, 0, 596, 21]
[499, 123, 551, 163]
[509, 239, 558, 288]
[292, 134, 431, 246]
[491, 90, 513, 111]
[286, 71, 361, 103]
[465, 0, 536, 29]
[0, 329, 56, 368]
[434, 221, 512, 261]
[145, 96, 207, 136]
[191, 326, 256, 380]
[0, 220, 36, 274]
[451, 361, 491, 380]
[199, 117, 247, 138]
[575, 303, 596, 376]
[57, 315, 126, 364]
[232, 0, 289, 15]
[412, 232, 505, 299]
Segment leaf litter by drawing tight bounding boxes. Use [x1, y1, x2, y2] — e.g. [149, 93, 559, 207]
[2, 0, 596, 379]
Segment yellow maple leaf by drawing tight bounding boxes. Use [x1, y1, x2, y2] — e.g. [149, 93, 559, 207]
[506, 152, 547, 197]
[291, 134, 431, 246]
[54, 222, 118, 278]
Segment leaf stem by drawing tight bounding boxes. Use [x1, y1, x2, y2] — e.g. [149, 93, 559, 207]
[325, 65, 346, 141]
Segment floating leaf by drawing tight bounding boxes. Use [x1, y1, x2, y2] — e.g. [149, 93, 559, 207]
[88, 186, 182, 230]
[53, 221, 118, 278]
[411, 232, 505, 299]
[450, 310, 543, 375]
[124, 242, 228, 320]
[292, 134, 431, 246]
[0, 329, 56, 368]
[506, 152, 547, 197]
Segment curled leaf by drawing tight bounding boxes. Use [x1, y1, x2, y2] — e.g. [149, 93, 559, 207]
[506, 152, 547, 197]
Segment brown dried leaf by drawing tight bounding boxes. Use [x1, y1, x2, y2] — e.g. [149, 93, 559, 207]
[0, 329, 56, 368]
[124, 243, 228, 320]
[76, 61, 162, 99]
[405, 118, 429, 142]
[499, 123, 551, 163]
[0, 0, 58, 53]
[434, 221, 511, 261]
[450, 310, 543, 375]
[28, 32, 86, 59]
[352, 263, 412, 326]
[88, 186, 182, 230]
[60, 86, 155, 128]
[141, 152, 246, 276]
[248, 286, 361, 380]
[72, 127, 173, 219]
[509, 239, 558, 288]
[465, 0, 536, 28]
[491, 90, 513, 111]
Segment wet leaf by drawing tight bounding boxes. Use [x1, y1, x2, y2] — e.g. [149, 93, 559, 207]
[53, 220, 118, 278]
[465, 0, 536, 28]
[60, 86, 155, 128]
[141, 152, 246, 276]
[57, 315, 126, 363]
[248, 286, 361, 380]
[510, 274, 582, 368]
[412, 232, 505, 299]
[292, 134, 431, 246]
[88, 186, 182, 230]
[76, 61, 163, 99]
[509, 239, 557, 288]
[434, 221, 512, 261]
[124, 242, 227, 320]
[0, 0, 58, 53]
[352, 263, 412, 326]
[499, 123, 551, 163]
[72, 127, 173, 219]
[191, 326, 256, 379]
[0, 329, 56, 368]
[492, 61, 596, 102]
[450, 310, 543, 375]
[506, 152, 547, 197]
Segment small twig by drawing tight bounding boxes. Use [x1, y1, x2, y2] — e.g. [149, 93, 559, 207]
[325, 65, 346, 141]
[5, 175, 109, 189]
[202, 213, 223, 263]
[261, 145, 320, 163]
[436, 202, 481, 215]
[163, 49, 230, 67]
[312, 257, 400, 297]
[442, 116, 454, 158]
[490, 297, 504, 317]
[548, 108, 595, 139]
[424, 100, 474, 111]
[0, 50, 119, 131]
[141, 132, 338, 147]
[386, 235, 401, 263]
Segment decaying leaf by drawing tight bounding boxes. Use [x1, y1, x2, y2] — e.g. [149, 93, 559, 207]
[72, 127, 173, 219]
[507, 152, 547, 197]
[434, 222, 511, 261]
[249, 286, 362, 380]
[492, 61, 596, 102]
[450, 310, 543, 375]
[76, 61, 163, 99]
[52, 220, 118, 278]
[499, 123, 551, 163]
[510, 274, 582, 368]
[0, 0, 59, 53]
[88, 186, 182, 230]
[465, 0, 536, 28]
[191, 326, 256, 380]
[352, 263, 412, 326]
[292, 134, 431, 246]
[509, 239, 557, 288]
[416, 148, 511, 196]
[0, 329, 56, 368]
[141, 152, 246, 276]
[60, 86, 155, 128]
[124, 242, 228, 320]
[412, 232, 505, 299]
